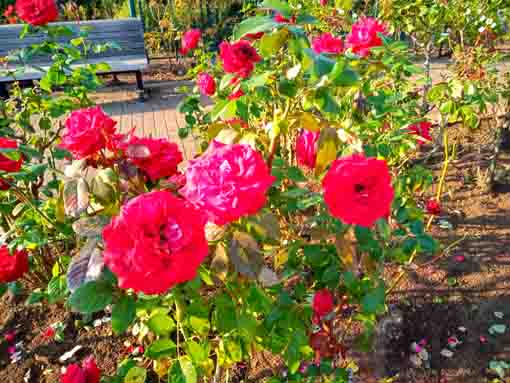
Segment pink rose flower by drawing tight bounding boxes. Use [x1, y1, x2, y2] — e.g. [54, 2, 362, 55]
[312, 33, 344, 55]
[346, 17, 388, 57]
[180, 141, 275, 225]
[180, 29, 201, 55]
[296, 129, 320, 169]
[61, 106, 117, 159]
[323, 154, 394, 227]
[320, 0, 328, 5]
[409, 121, 432, 145]
[219, 40, 262, 79]
[197, 72, 216, 96]
[103, 191, 208, 295]
[0, 138, 23, 173]
[126, 137, 183, 181]
[312, 289, 334, 317]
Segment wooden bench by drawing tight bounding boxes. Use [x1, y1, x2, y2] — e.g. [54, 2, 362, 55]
[0, 18, 149, 100]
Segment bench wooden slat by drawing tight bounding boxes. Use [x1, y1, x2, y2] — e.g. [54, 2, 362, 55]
[0, 17, 149, 98]
[0, 55, 149, 82]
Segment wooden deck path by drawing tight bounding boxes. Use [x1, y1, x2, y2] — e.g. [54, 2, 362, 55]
[92, 80, 199, 161]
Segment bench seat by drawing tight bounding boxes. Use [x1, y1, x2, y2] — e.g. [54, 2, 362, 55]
[0, 18, 149, 99]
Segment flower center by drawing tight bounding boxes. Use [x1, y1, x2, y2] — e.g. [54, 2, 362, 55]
[354, 183, 366, 193]
[160, 219, 184, 251]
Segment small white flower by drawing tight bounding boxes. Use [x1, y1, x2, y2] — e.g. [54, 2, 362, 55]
[466, 8, 471, 15]
[479, 26, 486, 33]
[480, 15, 486, 22]
[491, 22, 497, 28]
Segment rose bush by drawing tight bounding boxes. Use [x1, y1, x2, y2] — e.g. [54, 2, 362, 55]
[3, 0, 509, 381]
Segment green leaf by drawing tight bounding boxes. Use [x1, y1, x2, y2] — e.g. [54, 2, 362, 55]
[179, 357, 197, 383]
[260, 0, 292, 17]
[145, 338, 177, 360]
[329, 61, 359, 87]
[361, 284, 385, 314]
[46, 275, 68, 304]
[168, 361, 186, 383]
[112, 295, 136, 335]
[147, 313, 176, 335]
[186, 340, 209, 365]
[260, 29, 289, 57]
[69, 280, 113, 314]
[233, 16, 278, 41]
[0, 284, 7, 298]
[124, 366, 147, 383]
[210, 99, 237, 121]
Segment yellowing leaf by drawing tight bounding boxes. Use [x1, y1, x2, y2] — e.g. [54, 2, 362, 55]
[334, 229, 357, 272]
[315, 127, 339, 174]
[298, 112, 321, 132]
[274, 249, 288, 269]
[215, 128, 240, 145]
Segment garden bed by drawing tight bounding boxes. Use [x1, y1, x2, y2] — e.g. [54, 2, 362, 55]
[1, 122, 510, 383]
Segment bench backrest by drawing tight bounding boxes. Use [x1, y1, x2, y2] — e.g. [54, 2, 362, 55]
[0, 18, 146, 64]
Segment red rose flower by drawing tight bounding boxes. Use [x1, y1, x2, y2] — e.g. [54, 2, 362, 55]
[313, 289, 334, 317]
[320, 0, 328, 5]
[15, 0, 58, 26]
[426, 199, 441, 215]
[180, 29, 201, 55]
[274, 13, 295, 24]
[61, 364, 86, 383]
[197, 72, 216, 96]
[0, 246, 28, 283]
[62, 106, 117, 159]
[228, 87, 244, 100]
[82, 357, 100, 383]
[323, 154, 394, 227]
[0, 138, 22, 173]
[296, 129, 320, 169]
[126, 137, 183, 181]
[103, 191, 208, 295]
[312, 33, 344, 55]
[219, 40, 262, 79]
[409, 121, 432, 145]
[180, 140, 275, 225]
[4, 4, 14, 17]
[346, 17, 388, 57]
[61, 357, 100, 383]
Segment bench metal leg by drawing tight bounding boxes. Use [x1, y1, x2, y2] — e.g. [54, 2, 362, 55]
[0, 83, 8, 99]
[135, 71, 147, 102]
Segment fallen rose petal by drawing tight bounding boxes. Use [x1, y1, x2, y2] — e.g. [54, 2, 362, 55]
[4, 331, 15, 343]
[440, 349, 454, 358]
